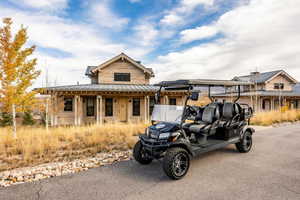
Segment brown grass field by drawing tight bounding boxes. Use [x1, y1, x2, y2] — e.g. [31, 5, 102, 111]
[0, 109, 300, 171]
[251, 109, 300, 126]
[0, 123, 147, 171]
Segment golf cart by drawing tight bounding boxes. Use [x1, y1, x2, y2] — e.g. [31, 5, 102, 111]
[133, 79, 255, 180]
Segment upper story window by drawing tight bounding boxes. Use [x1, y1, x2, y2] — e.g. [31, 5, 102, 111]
[274, 83, 284, 90]
[114, 73, 131, 82]
[64, 97, 73, 112]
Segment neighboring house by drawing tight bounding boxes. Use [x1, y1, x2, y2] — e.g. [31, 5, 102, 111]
[213, 70, 300, 111]
[38, 53, 186, 126]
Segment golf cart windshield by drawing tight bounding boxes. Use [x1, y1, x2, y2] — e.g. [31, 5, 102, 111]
[151, 104, 184, 123]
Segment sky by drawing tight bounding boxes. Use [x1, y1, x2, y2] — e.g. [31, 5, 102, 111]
[0, 0, 300, 87]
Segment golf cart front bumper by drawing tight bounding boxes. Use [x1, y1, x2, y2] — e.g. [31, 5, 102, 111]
[139, 134, 169, 158]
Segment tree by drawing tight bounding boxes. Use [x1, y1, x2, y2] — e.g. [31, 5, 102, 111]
[0, 18, 41, 135]
[22, 111, 35, 126]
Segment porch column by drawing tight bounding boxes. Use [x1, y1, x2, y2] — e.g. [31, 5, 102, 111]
[144, 96, 149, 123]
[74, 95, 78, 126]
[78, 96, 82, 125]
[147, 96, 150, 121]
[96, 95, 103, 124]
[53, 93, 58, 126]
[50, 93, 56, 126]
[164, 95, 168, 105]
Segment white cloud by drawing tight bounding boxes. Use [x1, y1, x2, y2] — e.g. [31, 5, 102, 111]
[180, 25, 218, 43]
[89, 1, 129, 30]
[160, 0, 215, 26]
[132, 23, 159, 47]
[0, 4, 138, 87]
[151, 0, 300, 83]
[8, 0, 68, 11]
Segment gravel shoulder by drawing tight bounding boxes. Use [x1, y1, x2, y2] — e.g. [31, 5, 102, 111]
[1, 124, 300, 200]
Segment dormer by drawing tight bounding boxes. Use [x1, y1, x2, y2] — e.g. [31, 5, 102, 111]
[85, 53, 154, 85]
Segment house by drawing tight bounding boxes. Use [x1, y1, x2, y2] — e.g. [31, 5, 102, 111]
[213, 70, 300, 111]
[39, 53, 187, 126]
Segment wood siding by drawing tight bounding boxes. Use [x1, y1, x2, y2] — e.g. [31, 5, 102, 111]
[98, 60, 150, 84]
[265, 74, 294, 91]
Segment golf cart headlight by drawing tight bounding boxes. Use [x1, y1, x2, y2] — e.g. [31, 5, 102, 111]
[159, 132, 170, 139]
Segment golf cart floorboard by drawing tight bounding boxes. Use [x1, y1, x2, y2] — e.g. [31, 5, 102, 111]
[190, 137, 240, 156]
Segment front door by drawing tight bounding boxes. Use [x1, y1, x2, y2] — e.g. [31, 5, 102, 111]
[118, 98, 128, 122]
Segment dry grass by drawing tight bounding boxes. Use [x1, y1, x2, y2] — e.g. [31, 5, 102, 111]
[0, 123, 147, 171]
[251, 109, 300, 126]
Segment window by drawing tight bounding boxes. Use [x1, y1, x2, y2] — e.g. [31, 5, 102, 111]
[149, 97, 155, 115]
[105, 98, 113, 116]
[274, 83, 284, 90]
[86, 97, 95, 116]
[132, 98, 140, 116]
[114, 73, 130, 82]
[169, 98, 177, 105]
[64, 98, 73, 112]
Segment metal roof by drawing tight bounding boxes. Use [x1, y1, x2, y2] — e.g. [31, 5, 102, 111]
[212, 90, 300, 97]
[233, 70, 283, 83]
[157, 79, 253, 87]
[85, 66, 97, 76]
[37, 83, 204, 93]
[40, 84, 160, 92]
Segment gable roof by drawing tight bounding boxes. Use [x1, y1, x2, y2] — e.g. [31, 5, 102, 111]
[89, 53, 154, 77]
[233, 70, 298, 84]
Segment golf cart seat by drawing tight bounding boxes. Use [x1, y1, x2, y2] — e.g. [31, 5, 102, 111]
[188, 105, 220, 136]
[220, 102, 241, 128]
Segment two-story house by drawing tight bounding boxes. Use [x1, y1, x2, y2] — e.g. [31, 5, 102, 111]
[213, 70, 300, 111]
[39, 53, 187, 125]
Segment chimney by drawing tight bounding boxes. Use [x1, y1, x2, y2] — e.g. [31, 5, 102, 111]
[136, 60, 141, 64]
[250, 71, 260, 76]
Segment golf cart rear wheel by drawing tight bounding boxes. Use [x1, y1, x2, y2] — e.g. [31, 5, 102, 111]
[163, 147, 190, 180]
[133, 141, 153, 165]
[236, 131, 252, 153]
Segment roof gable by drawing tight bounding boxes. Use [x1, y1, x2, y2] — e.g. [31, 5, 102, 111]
[233, 70, 297, 84]
[90, 53, 154, 77]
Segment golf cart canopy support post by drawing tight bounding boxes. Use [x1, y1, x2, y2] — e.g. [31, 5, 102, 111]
[156, 79, 253, 103]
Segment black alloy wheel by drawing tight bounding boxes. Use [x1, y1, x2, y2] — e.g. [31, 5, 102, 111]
[236, 131, 253, 153]
[163, 147, 190, 180]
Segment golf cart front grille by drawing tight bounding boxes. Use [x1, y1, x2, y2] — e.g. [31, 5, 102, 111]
[140, 135, 169, 147]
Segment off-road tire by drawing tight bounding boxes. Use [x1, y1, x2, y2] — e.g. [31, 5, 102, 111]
[236, 131, 252, 153]
[133, 141, 152, 165]
[163, 147, 190, 180]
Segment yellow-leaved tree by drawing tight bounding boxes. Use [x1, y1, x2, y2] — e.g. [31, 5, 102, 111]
[0, 18, 41, 136]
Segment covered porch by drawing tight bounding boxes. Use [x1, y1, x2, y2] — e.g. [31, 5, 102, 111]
[46, 90, 186, 126]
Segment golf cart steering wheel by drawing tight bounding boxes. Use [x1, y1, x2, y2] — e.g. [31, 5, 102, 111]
[186, 105, 198, 117]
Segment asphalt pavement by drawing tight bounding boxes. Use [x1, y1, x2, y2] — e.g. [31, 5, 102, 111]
[1, 124, 300, 200]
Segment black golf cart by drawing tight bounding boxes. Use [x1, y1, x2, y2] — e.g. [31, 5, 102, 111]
[133, 79, 254, 180]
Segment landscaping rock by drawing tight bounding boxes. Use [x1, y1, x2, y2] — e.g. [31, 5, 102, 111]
[0, 150, 132, 187]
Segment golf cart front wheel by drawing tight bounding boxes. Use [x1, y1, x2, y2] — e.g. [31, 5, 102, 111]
[133, 141, 153, 165]
[236, 131, 252, 153]
[163, 147, 190, 180]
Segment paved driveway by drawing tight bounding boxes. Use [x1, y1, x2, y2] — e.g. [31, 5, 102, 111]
[1, 124, 300, 200]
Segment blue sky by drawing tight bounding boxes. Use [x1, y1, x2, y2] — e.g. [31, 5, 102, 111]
[1, 0, 300, 87]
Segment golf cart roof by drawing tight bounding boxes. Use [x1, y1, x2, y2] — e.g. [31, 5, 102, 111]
[157, 79, 253, 87]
